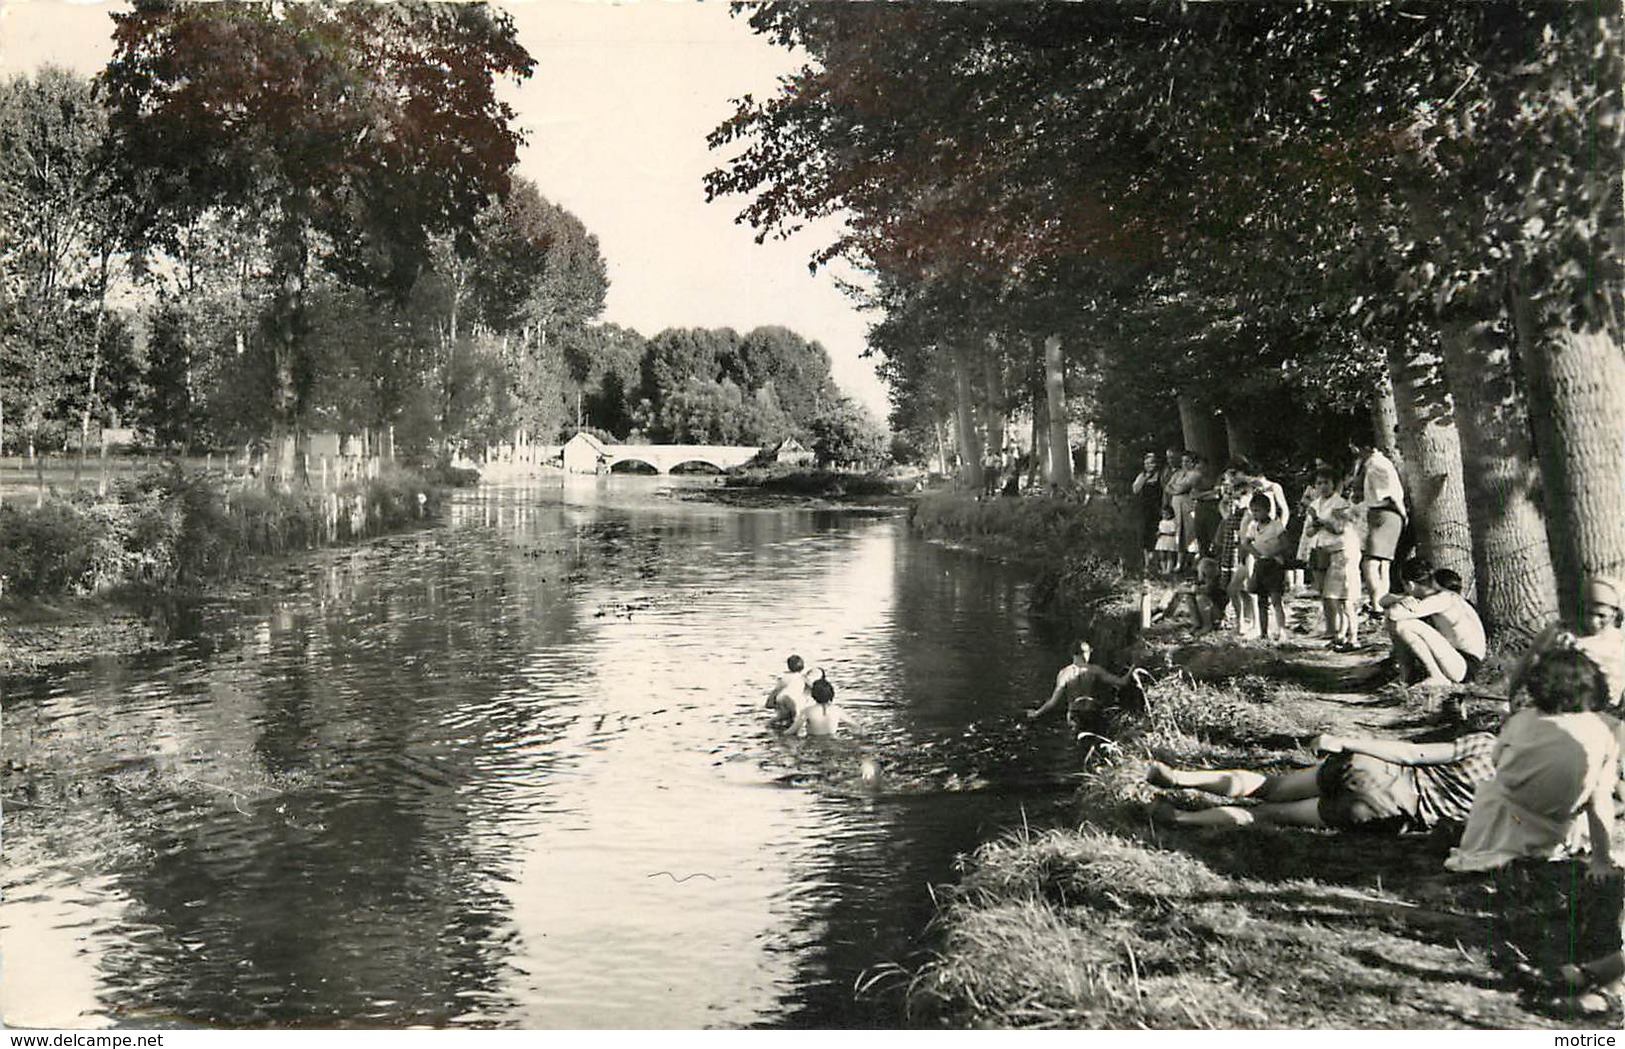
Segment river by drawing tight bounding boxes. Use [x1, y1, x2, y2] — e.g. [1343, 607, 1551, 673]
[1, 478, 1085, 1030]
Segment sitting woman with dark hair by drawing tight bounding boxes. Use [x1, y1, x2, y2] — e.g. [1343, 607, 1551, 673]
[792, 670, 854, 738]
[1443, 648, 1624, 1014]
[1445, 647, 1620, 873]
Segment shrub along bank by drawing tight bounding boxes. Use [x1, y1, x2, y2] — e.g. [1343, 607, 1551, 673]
[0, 462, 449, 600]
[909, 490, 1142, 649]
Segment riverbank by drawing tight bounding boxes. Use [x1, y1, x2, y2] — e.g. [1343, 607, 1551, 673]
[898, 492, 1622, 1029]
[1, 464, 453, 674]
[667, 464, 921, 512]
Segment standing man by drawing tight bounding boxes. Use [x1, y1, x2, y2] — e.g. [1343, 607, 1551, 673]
[1352, 440, 1407, 616]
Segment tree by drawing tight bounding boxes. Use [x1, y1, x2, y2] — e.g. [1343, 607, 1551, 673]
[564, 323, 646, 437]
[726, 326, 839, 431]
[103, 0, 534, 477]
[809, 397, 888, 469]
[0, 68, 121, 468]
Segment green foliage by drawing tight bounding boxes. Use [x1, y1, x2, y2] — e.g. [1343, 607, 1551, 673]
[0, 464, 446, 599]
[808, 396, 888, 467]
[712, 2, 1624, 531]
[0, 67, 125, 452]
[0, 500, 106, 597]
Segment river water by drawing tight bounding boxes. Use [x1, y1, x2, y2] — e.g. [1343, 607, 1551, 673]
[1, 478, 1085, 1030]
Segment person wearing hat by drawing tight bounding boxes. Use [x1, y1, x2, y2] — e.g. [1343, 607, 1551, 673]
[1506, 576, 1625, 711]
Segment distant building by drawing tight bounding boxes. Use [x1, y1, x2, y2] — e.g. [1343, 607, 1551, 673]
[303, 432, 342, 460]
[768, 436, 814, 466]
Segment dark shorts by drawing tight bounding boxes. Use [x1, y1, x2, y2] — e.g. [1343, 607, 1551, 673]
[1250, 556, 1286, 596]
[1205, 583, 1228, 610]
[1315, 752, 1417, 830]
[1365, 506, 1404, 560]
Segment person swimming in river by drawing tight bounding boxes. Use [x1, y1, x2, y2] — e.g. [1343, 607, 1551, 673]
[765, 654, 813, 730]
[791, 670, 853, 738]
[1026, 640, 1140, 731]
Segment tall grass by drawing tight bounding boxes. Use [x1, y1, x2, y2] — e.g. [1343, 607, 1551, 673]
[0, 463, 445, 599]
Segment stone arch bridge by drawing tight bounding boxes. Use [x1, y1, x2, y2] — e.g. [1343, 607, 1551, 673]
[561, 432, 760, 475]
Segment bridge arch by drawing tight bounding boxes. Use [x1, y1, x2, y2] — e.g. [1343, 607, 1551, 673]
[668, 459, 726, 474]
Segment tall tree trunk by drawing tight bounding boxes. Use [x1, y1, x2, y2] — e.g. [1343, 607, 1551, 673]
[953, 351, 983, 492]
[1370, 371, 1402, 464]
[1042, 334, 1073, 488]
[1177, 393, 1225, 464]
[1031, 389, 1049, 489]
[1385, 340, 1474, 592]
[1220, 410, 1255, 463]
[982, 336, 1006, 462]
[1517, 298, 1625, 613]
[268, 206, 311, 489]
[1438, 315, 1558, 636]
[76, 246, 112, 484]
[1082, 421, 1102, 485]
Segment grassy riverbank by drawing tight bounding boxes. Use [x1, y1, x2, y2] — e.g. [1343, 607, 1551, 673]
[901, 491, 1621, 1029]
[1, 463, 454, 673]
[909, 490, 1143, 648]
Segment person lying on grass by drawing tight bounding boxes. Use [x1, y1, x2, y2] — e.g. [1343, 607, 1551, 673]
[1147, 727, 1496, 831]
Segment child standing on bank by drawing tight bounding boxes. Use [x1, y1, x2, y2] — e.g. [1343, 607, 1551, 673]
[1322, 505, 1363, 651]
[1241, 492, 1291, 642]
[1154, 506, 1180, 575]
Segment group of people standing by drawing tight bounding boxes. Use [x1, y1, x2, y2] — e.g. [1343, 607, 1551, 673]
[1120, 438, 1625, 1010]
[1134, 442, 1487, 683]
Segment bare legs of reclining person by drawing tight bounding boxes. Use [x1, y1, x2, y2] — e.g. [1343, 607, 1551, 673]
[1146, 761, 1327, 828]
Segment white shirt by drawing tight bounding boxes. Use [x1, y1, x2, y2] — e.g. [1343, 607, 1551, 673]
[1360, 450, 1407, 518]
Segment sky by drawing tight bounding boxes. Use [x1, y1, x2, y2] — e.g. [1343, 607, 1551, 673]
[0, 0, 891, 419]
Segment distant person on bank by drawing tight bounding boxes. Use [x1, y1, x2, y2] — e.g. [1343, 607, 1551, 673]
[1505, 576, 1625, 712]
[1351, 440, 1407, 614]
